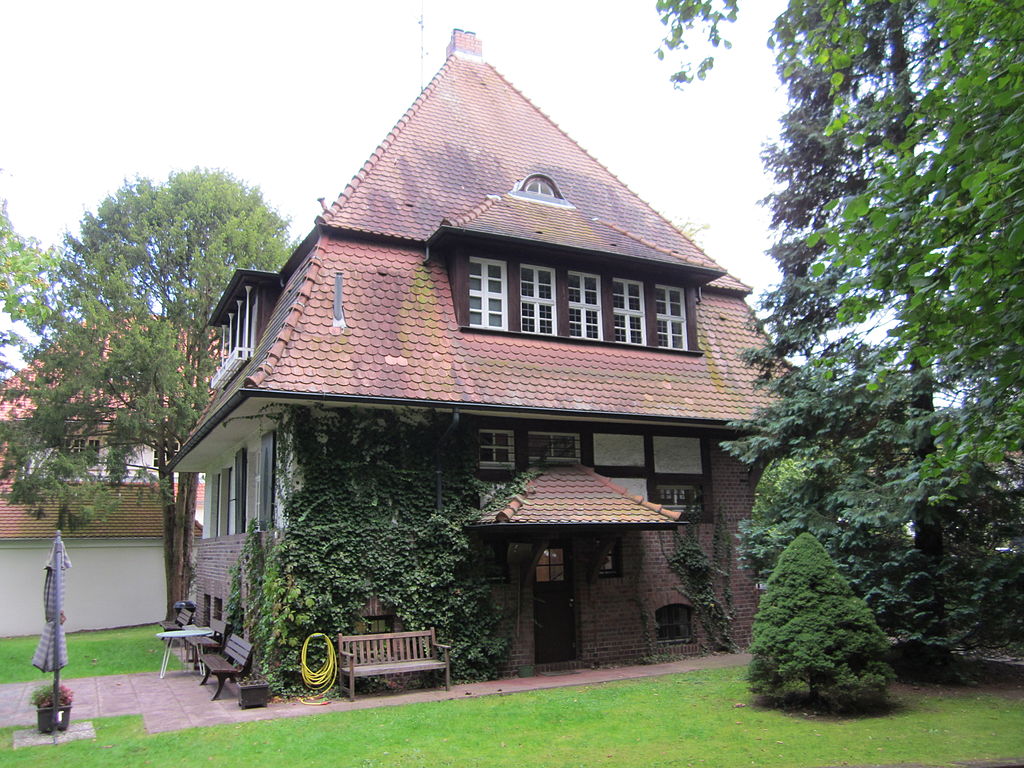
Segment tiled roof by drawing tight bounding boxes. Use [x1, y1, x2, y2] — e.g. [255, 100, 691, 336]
[179, 37, 774, 459]
[477, 465, 679, 526]
[0, 483, 165, 540]
[231, 239, 770, 423]
[439, 194, 722, 277]
[319, 52, 733, 280]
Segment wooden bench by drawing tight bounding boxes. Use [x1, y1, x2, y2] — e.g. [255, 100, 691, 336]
[337, 629, 450, 701]
[187, 618, 228, 655]
[199, 634, 253, 701]
[185, 618, 228, 669]
[158, 606, 194, 632]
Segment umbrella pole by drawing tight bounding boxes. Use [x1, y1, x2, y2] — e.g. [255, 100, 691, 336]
[51, 531, 63, 738]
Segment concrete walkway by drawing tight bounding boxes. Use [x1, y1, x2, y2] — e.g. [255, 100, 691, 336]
[0, 653, 751, 734]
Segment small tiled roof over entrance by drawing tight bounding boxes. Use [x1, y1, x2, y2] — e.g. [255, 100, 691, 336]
[477, 465, 680, 527]
[0, 483, 165, 539]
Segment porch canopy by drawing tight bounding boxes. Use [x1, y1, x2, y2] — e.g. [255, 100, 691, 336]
[473, 465, 684, 583]
[474, 465, 683, 532]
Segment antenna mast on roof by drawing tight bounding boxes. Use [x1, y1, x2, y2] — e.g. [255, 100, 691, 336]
[418, 0, 425, 89]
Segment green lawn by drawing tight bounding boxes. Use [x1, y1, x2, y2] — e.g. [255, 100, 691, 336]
[0, 625, 163, 684]
[3, 667, 1022, 767]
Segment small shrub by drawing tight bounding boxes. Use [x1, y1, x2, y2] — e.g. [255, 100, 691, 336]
[749, 532, 894, 712]
[30, 684, 73, 708]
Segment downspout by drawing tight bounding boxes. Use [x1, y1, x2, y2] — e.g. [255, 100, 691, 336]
[435, 408, 461, 511]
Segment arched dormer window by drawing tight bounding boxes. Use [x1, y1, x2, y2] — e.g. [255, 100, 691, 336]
[517, 174, 562, 200]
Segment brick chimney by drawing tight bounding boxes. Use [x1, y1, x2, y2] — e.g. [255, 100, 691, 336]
[446, 29, 482, 59]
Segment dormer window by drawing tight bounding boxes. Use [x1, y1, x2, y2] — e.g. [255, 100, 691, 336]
[511, 174, 570, 204]
[208, 269, 279, 389]
[212, 285, 258, 388]
[522, 175, 559, 198]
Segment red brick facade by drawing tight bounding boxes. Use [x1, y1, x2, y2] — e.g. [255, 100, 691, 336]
[194, 535, 245, 625]
[489, 444, 757, 674]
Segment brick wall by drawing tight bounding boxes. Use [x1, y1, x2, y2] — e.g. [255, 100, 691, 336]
[194, 443, 759, 674]
[493, 443, 759, 673]
[193, 535, 245, 625]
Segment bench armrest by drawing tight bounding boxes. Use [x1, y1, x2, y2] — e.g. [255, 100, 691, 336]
[433, 643, 451, 650]
[338, 649, 354, 660]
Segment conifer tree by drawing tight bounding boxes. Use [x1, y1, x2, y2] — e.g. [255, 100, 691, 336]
[749, 533, 893, 712]
[658, 0, 1024, 666]
[3, 169, 292, 616]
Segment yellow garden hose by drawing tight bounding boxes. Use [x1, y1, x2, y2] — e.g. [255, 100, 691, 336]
[300, 632, 337, 704]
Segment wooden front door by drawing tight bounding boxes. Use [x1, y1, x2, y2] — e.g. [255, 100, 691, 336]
[533, 543, 576, 664]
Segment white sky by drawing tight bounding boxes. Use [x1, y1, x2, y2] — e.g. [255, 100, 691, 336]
[1, 1, 786, 301]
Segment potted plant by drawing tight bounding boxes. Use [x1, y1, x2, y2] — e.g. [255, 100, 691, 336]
[237, 675, 270, 709]
[31, 684, 73, 733]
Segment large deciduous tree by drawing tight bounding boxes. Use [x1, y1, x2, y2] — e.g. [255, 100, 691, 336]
[658, 0, 1024, 666]
[3, 169, 292, 616]
[0, 197, 54, 355]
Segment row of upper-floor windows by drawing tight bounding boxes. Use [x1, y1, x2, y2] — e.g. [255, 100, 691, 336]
[467, 257, 691, 350]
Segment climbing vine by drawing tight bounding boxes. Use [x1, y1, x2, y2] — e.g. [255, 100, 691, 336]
[667, 511, 736, 652]
[234, 406, 509, 694]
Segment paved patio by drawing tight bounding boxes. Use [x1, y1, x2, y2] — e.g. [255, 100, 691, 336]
[1, 653, 751, 734]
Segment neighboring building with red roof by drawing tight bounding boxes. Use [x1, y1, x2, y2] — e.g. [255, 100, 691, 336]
[1, 376, 206, 636]
[174, 30, 770, 670]
[0, 482, 168, 636]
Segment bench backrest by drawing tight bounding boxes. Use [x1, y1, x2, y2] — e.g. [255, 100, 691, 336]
[223, 634, 254, 671]
[209, 617, 228, 640]
[175, 607, 195, 627]
[338, 629, 437, 665]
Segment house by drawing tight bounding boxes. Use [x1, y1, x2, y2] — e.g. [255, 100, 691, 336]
[0, 479, 169, 636]
[0, 385, 205, 637]
[173, 30, 770, 674]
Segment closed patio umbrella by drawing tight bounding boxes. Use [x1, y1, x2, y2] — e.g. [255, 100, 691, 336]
[31, 530, 72, 733]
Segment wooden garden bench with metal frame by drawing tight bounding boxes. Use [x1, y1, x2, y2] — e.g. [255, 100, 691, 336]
[336, 629, 451, 701]
[199, 633, 253, 701]
[158, 605, 194, 632]
[185, 617, 228, 670]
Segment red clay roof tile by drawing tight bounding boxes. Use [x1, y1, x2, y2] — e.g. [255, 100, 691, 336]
[479, 465, 679, 526]
[319, 53, 726, 277]
[0, 482, 166, 539]
[238, 240, 769, 422]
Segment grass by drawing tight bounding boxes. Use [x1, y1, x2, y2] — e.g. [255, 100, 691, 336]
[2, 666, 1023, 767]
[0, 625, 164, 684]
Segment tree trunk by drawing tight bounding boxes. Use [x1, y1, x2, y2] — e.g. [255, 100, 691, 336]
[909, 363, 950, 664]
[162, 470, 197, 620]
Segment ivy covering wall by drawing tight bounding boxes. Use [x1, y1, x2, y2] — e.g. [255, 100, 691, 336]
[236, 406, 509, 694]
[667, 508, 737, 652]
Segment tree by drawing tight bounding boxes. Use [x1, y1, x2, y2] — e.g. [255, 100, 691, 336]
[658, 0, 1024, 667]
[749, 532, 893, 712]
[0, 196, 54, 355]
[3, 169, 292, 616]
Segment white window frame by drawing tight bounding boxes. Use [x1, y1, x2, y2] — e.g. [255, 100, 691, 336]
[612, 278, 645, 345]
[655, 285, 687, 350]
[468, 257, 507, 330]
[567, 272, 601, 340]
[520, 264, 556, 335]
[479, 429, 515, 468]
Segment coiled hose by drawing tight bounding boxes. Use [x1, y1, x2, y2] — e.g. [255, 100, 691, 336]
[300, 632, 337, 704]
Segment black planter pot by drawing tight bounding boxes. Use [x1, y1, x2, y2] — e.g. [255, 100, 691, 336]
[238, 682, 270, 709]
[36, 705, 71, 733]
